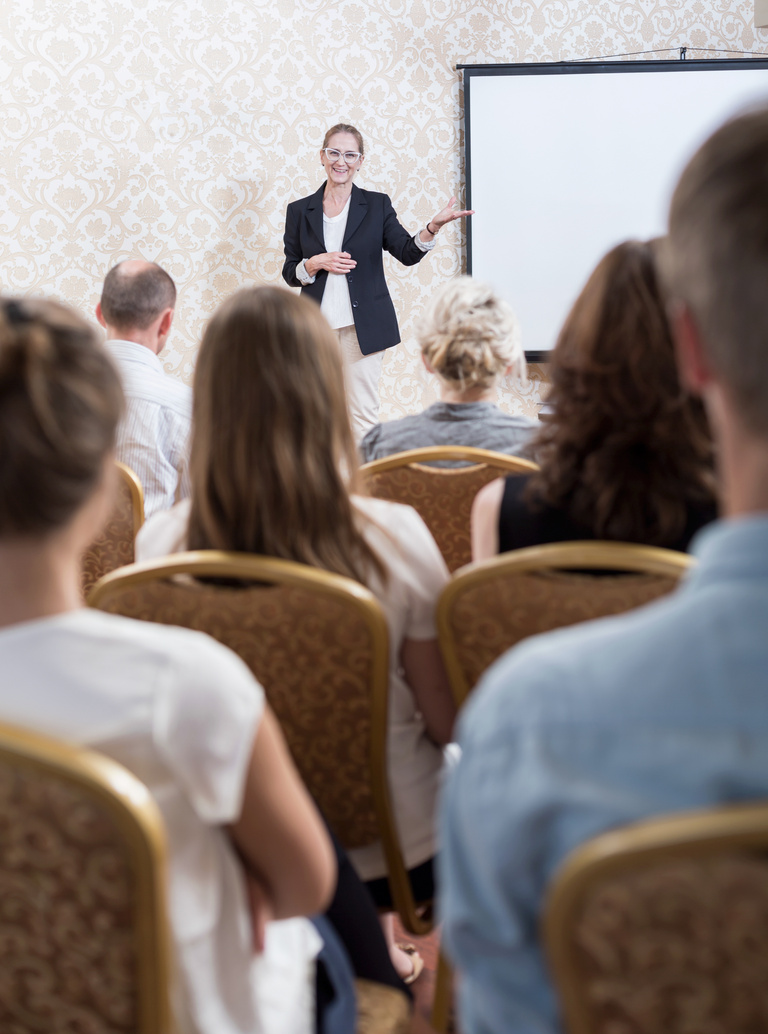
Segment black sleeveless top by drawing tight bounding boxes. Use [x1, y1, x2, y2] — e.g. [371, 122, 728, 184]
[497, 475, 718, 555]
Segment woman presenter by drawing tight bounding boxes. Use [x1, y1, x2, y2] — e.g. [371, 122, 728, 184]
[282, 122, 473, 439]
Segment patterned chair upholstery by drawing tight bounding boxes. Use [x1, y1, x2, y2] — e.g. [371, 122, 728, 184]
[544, 803, 768, 1034]
[81, 461, 145, 600]
[437, 541, 694, 706]
[355, 979, 411, 1034]
[87, 551, 433, 938]
[359, 446, 538, 572]
[0, 721, 171, 1034]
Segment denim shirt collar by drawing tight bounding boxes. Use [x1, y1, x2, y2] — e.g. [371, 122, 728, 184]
[687, 514, 768, 588]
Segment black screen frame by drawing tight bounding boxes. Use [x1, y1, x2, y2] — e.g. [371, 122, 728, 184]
[460, 58, 768, 363]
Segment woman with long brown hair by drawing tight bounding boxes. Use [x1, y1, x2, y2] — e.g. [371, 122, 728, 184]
[138, 284, 456, 983]
[472, 239, 718, 558]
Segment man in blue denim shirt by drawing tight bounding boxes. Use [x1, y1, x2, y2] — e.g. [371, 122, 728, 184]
[439, 106, 768, 1034]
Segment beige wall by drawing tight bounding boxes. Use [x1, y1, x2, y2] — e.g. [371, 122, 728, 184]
[1, 0, 763, 418]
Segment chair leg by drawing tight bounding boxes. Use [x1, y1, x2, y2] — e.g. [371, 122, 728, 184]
[430, 950, 453, 1033]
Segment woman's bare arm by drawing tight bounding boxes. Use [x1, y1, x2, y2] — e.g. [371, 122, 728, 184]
[400, 637, 456, 746]
[471, 477, 505, 561]
[229, 706, 336, 921]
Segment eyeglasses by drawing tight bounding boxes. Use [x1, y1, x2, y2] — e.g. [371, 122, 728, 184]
[323, 147, 362, 165]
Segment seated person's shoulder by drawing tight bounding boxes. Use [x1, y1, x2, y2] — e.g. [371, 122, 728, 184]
[463, 578, 696, 753]
[162, 369, 193, 407]
[359, 414, 424, 463]
[84, 605, 257, 684]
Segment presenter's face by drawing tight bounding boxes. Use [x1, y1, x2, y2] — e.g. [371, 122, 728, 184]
[321, 131, 364, 186]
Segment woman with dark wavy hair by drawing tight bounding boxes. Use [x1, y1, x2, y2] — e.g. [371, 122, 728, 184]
[472, 239, 718, 558]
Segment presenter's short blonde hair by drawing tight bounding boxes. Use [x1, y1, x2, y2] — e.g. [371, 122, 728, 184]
[418, 276, 524, 391]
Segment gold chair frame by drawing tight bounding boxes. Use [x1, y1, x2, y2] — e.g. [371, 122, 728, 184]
[88, 552, 434, 937]
[360, 446, 538, 572]
[0, 720, 171, 1034]
[544, 802, 768, 1034]
[81, 460, 145, 600]
[437, 541, 694, 706]
[360, 445, 539, 474]
[117, 459, 145, 533]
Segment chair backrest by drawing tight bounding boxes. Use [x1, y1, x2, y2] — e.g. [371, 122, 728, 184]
[88, 552, 432, 934]
[359, 446, 538, 572]
[544, 803, 768, 1034]
[0, 720, 171, 1034]
[437, 541, 694, 706]
[81, 461, 145, 599]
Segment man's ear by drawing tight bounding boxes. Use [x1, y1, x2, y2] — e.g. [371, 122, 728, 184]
[670, 301, 713, 396]
[95, 302, 107, 330]
[158, 308, 174, 340]
[421, 352, 435, 375]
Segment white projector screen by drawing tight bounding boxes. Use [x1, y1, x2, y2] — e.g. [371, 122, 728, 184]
[463, 59, 768, 361]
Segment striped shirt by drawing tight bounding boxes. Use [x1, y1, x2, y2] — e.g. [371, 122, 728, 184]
[106, 340, 192, 518]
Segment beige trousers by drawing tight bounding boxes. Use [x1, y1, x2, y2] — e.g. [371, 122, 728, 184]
[336, 325, 383, 442]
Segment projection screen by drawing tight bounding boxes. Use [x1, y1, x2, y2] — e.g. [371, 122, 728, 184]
[462, 59, 768, 361]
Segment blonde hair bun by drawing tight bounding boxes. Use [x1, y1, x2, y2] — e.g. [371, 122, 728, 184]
[418, 276, 524, 391]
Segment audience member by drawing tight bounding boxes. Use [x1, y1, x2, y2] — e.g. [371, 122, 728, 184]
[97, 259, 191, 517]
[0, 295, 348, 1034]
[440, 107, 768, 1034]
[137, 284, 457, 983]
[471, 239, 717, 559]
[360, 276, 536, 465]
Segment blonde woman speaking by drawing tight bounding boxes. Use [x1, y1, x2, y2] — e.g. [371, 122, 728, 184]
[282, 122, 473, 440]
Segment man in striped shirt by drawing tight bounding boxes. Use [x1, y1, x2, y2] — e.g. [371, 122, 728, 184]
[97, 260, 192, 518]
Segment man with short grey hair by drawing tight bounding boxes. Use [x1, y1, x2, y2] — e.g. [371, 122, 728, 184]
[97, 260, 191, 517]
[440, 105, 768, 1034]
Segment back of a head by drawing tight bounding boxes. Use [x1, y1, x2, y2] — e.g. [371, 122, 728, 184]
[529, 239, 714, 544]
[418, 276, 525, 392]
[663, 105, 768, 437]
[0, 297, 123, 537]
[188, 285, 384, 583]
[100, 261, 176, 332]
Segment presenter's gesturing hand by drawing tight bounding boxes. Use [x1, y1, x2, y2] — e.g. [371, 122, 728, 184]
[305, 252, 357, 277]
[419, 196, 476, 243]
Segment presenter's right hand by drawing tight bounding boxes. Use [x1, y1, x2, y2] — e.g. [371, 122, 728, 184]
[305, 252, 357, 277]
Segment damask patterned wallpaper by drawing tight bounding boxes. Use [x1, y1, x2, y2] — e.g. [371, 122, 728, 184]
[0, 0, 764, 419]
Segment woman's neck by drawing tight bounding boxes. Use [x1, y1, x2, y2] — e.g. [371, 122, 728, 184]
[0, 536, 83, 630]
[439, 382, 495, 405]
[323, 181, 353, 213]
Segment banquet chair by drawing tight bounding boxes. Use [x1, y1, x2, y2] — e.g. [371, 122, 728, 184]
[0, 720, 171, 1034]
[81, 460, 144, 599]
[544, 802, 768, 1034]
[88, 551, 450, 1028]
[88, 552, 432, 934]
[359, 446, 538, 572]
[437, 541, 693, 706]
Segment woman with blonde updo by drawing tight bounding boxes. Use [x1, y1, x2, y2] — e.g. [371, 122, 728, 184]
[360, 275, 537, 463]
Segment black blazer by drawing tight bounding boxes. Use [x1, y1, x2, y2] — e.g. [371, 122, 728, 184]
[282, 183, 429, 355]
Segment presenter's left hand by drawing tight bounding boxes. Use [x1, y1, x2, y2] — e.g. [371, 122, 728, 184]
[430, 196, 475, 231]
